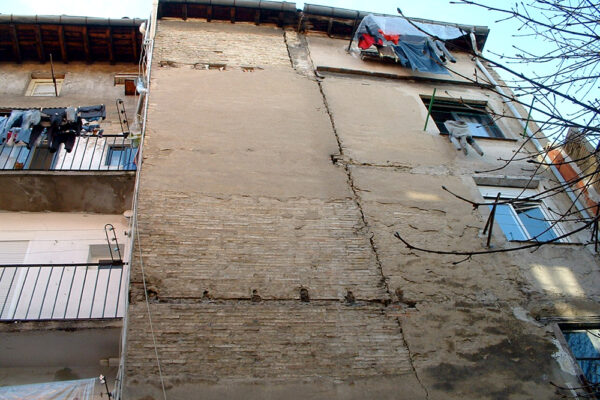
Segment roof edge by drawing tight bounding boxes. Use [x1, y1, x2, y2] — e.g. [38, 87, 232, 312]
[0, 14, 146, 27]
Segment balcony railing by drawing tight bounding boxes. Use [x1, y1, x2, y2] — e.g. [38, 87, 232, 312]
[0, 135, 137, 171]
[0, 262, 126, 320]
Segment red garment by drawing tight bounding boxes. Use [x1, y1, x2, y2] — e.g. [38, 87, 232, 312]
[378, 29, 399, 45]
[358, 33, 375, 50]
[358, 33, 385, 50]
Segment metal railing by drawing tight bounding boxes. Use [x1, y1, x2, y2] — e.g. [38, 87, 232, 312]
[0, 262, 126, 320]
[0, 135, 138, 171]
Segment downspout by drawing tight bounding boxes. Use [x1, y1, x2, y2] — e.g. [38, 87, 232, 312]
[473, 56, 591, 221]
[115, 0, 158, 399]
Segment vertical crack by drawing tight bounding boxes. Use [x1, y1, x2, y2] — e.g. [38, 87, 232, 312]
[396, 316, 431, 400]
[304, 40, 392, 302]
[302, 34, 430, 400]
[283, 30, 294, 69]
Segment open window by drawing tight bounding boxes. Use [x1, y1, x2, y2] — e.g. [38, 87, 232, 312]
[422, 98, 505, 139]
[560, 326, 600, 386]
[479, 186, 565, 242]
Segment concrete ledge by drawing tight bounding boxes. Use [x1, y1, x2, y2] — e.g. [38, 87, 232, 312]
[124, 375, 427, 400]
[0, 318, 122, 333]
[473, 174, 540, 189]
[316, 66, 494, 88]
[0, 172, 135, 213]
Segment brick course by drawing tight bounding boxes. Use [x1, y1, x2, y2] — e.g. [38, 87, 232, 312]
[126, 302, 412, 385]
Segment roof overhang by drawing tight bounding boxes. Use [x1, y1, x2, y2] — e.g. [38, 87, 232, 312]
[155, 0, 489, 50]
[157, 0, 298, 26]
[0, 15, 146, 64]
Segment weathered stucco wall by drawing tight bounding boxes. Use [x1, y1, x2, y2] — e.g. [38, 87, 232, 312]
[308, 32, 600, 399]
[0, 62, 137, 132]
[0, 62, 138, 213]
[125, 17, 600, 400]
[125, 19, 423, 399]
[0, 320, 121, 392]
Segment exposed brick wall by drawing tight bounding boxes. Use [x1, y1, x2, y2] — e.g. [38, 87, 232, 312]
[127, 15, 596, 400]
[125, 302, 412, 385]
[132, 191, 388, 300]
[154, 20, 291, 67]
[125, 19, 418, 398]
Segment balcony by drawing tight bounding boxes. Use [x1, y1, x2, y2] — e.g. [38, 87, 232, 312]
[0, 103, 137, 213]
[0, 261, 126, 321]
[0, 134, 137, 171]
[0, 136, 136, 213]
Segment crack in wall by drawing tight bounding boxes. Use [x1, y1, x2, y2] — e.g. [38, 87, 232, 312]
[312, 69, 391, 302]
[331, 155, 413, 171]
[396, 316, 431, 400]
[138, 295, 398, 305]
[282, 30, 295, 69]
[292, 32, 432, 400]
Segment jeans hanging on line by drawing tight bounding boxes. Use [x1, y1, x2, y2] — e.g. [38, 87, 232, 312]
[15, 110, 42, 145]
[392, 36, 449, 75]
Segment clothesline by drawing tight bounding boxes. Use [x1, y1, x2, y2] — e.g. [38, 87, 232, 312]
[0, 105, 107, 154]
[354, 14, 464, 75]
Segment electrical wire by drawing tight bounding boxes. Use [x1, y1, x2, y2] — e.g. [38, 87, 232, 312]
[117, 5, 167, 399]
[136, 216, 167, 400]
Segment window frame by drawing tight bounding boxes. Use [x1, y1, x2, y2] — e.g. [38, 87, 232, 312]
[25, 78, 64, 97]
[555, 323, 600, 387]
[479, 186, 568, 243]
[422, 98, 507, 139]
[105, 144, 135, 169]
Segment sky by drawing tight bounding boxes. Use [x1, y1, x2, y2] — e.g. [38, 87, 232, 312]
[1, 0, 591, 135]
[0, 0, 516, 58]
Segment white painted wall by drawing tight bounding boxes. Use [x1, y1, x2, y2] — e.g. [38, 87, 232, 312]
[0, 212, 130, 320]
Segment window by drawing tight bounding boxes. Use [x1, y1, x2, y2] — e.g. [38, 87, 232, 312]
[88, 244, 124, 265]
[422, 98, 504, 138]
[479, 186, 564, 242]
[25, 78, 64, 97]
[561, 327, 600, 385]
[105, 145, 136, 170]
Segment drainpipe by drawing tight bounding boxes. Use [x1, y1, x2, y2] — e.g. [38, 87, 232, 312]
[115, 1, 158, 399]
[474, 58, 591, 221]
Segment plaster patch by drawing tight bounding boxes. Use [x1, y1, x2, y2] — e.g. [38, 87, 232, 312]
[512, 306, 542, 327]
[551, 338, 578, 376]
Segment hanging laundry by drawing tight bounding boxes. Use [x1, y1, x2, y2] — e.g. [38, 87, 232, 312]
[358, 33, 376, 50]
[444, 120, 484, 156]
[358, 23, 384, 50]
[78, 104, 106, 120]
[392, 36, 450, 75]
[14, 110, 41, 145]
[0, 110, 25, 144]
[1, 104, 106, 152]
[354, 14, 465, 75]
[42, 109, 67, 153]
[429, 39, 456, 63]
[0, 116, 7, 140]
[65, 106, 77, 123]
[26, 125, 46, 150]
[378, 29, 399, 45]
[80, 118, 103, 135]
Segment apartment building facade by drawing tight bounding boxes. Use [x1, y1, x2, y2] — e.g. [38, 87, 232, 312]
[121, 1, 600, 399]
[0, 15, 146, 398]
[1, 2, 599, 399]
